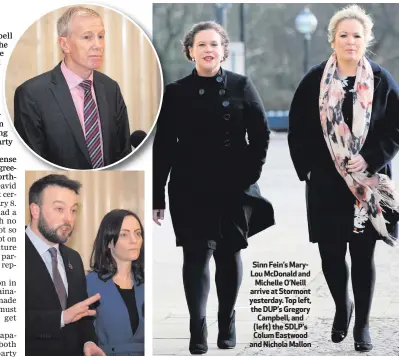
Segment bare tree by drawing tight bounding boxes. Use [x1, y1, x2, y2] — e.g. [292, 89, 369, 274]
[153, 3, 399, 108]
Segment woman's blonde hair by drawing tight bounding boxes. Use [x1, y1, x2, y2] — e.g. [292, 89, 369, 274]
[328, 5, 374, 48]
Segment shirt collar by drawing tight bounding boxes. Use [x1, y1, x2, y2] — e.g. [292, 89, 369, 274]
[26, 225, 60, 257]
[61, 60, 94, 90]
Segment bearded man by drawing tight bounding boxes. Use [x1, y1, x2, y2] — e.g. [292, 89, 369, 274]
[25, 174, 104, 356]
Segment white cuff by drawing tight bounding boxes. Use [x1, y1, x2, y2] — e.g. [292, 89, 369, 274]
[83, 341, 95, 354]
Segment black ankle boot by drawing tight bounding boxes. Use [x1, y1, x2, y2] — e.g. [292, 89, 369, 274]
[331, 301, 354, 343]
[189, 317, 208, 355]
[217, 310, 236, 349]
[353, 326, 373, 352]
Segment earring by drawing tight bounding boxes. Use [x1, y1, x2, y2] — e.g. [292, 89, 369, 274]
[191, 58, 195, 62]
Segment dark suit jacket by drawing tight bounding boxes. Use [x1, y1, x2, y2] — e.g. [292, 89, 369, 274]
[153, 68, 275, 249]
[14, 63, 132, 169]
[86, 272, 144, 356]
[288, 59, 399, 242]
[26, 235, 97, 356]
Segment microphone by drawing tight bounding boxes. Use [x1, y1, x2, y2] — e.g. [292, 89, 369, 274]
[130, 130, 147, 148]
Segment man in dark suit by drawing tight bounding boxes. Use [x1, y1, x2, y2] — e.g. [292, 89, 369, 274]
[14, 6, 132, 169]
[26, 174, 105, 356]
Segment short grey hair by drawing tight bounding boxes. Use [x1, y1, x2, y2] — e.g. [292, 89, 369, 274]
[328, 5, 374, 48]
[57, 6, 102, 37]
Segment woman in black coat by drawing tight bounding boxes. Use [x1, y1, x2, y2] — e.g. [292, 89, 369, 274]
[289, 5, 399, 352]
[153, 21, 274, 355]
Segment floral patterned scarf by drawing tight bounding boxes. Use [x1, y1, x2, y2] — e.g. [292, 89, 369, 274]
[319, 53, 399, 246]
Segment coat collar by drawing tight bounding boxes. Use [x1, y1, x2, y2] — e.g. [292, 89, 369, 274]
[191, 67, 228, 90]
[192, 66, 223, 78]
[97, 271, 141, 286]
[368, 59, 382, 92]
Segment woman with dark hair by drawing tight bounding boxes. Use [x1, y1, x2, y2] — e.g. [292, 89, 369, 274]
[153, 21, 274, 354]
[87, 209, 144, 356]
[288, 5, 399, 352]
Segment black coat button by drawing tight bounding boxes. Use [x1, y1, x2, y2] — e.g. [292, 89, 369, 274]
[224, 114, 230, 121]
[199, 89, 205, 95]
[216, 76, 223, 83]
[223, 139, 231, 147]
[219, 89, 226, 95]
[222, 100, 230, 107]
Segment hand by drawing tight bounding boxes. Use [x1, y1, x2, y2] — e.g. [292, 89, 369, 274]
[84, 342, 106, 356]
[347, 155, 368, 173]
[64, 293, 100, 325]
[153, 209, 165, 226]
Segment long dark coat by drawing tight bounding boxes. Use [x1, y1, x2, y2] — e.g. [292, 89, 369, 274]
[288, 59, 399, 243]
[153, 68, 275, 249]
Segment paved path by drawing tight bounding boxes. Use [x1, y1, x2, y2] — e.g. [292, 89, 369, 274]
[153, 132, 399, 355]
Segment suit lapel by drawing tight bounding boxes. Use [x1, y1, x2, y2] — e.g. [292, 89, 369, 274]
[49, 63, 92, 165]
[25, 235, 62, 309]
[134, 281, 144, 320]
[369, 62, 382, 124]
[59, 244, 75, 308]
[93, 72, 111, 166]
[106, 277, 135, 338]
[373, 75, 381, 93]
[369, 59, 382, 93]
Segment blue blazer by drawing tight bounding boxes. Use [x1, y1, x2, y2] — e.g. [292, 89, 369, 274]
[86, 272, 144, 356]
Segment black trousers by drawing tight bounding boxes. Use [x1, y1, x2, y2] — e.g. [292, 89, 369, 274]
[182, 246, 243, 319]
[318, 235, 376, 329]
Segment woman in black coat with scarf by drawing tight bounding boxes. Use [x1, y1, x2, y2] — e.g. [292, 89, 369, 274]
[289, 5, 399, 352]
[153, 21, 274, 355]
